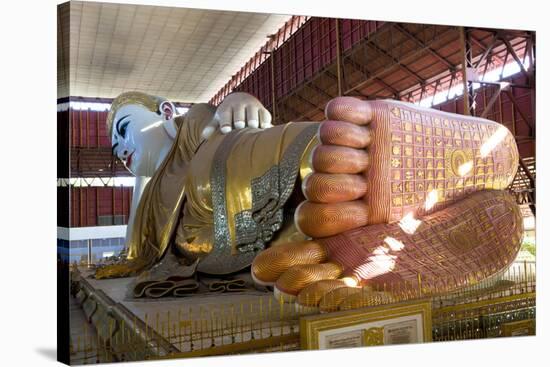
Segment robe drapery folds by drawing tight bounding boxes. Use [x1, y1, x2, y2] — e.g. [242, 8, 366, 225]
[126, 103, 319, 275]
[125, 103, 215, 265]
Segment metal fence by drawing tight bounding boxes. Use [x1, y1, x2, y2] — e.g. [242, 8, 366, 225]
[69, 260, 535, 363]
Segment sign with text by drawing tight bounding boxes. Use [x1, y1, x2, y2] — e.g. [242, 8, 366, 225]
[300, 299, 432, 350]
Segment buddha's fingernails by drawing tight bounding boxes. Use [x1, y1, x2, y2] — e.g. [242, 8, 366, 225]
[295, 200, 369, 238]
[303, 173, 367, 203]
[220, 125, 232, 134]
[325, 97, 373, 125]
[247, 119, 259, 129]
[319, 120, 372, 148]
[234, 120, 245, 129]
[312, 145, 369, 174]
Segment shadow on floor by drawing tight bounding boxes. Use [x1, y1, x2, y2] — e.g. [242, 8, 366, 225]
[35, 348, 57, 361]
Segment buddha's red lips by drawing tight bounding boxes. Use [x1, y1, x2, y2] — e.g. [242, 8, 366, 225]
[126, 152, 134, 167]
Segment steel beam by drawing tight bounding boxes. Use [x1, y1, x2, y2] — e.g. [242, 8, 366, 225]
[293, 93, 325, 114]
[285, 103, 303, 119]
[474, 36, 498, 69]
[344, 27, 456, 95]
[306, 82, 335, 101]
[518, 157, 536, 216]
[394, 23, 455, 71]
[335, 18, 343, 96]
[480, 85, 502, 119]
[499, 33, 529, 77]
[459, 27, 476, 116]
[503, 89, 534, 134]
[344, 55, 398, 97]
[366, 39, 425, 84]
[269, 52, 277, 123]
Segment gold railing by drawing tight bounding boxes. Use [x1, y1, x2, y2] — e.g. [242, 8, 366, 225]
[69, 260, 535, 363]
[432, 292, 535, 341]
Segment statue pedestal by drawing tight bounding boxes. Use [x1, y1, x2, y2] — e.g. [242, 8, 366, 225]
[70, 267, 300, 361]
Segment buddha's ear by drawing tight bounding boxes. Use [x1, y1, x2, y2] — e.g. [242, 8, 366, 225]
[160, 101, 175, 120]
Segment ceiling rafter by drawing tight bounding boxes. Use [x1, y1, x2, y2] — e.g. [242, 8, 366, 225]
[366, 38, 426, 84]
[344, 26, 457, 95]
[393, 23, 455, 71]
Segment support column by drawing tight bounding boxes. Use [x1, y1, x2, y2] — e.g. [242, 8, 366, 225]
[459, 27, 476, 116]
[87, 239, 93, 267]
[335, 18, 343, 96]
[270, 51, 277, 123]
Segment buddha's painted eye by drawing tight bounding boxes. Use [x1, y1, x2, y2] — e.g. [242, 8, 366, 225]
[115, 114, 131, 138]
[119, 120, 130, 138]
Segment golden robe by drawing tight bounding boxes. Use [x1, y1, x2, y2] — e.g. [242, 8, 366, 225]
[126, 103, 319, 275]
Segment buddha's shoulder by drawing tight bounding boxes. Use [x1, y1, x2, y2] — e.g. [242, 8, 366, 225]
[187, 103, 216, 116]
[174, 103, 216, 128]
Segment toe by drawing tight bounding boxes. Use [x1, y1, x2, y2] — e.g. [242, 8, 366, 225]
[325, 97, 373, 125]
[295, 200, 369, 238]
[296, 279, 348, 309]
[251, 240, 327, 285]
[338, 289, 396, 311]
[274, 262, 343, 301]
[319, 120, 372, 148]
[318, 286, 364, 312]
[303, 173, 367, 203]
[312, 145, 369, 174]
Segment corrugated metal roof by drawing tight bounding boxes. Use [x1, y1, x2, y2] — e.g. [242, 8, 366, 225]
[58, 1, 290, 102]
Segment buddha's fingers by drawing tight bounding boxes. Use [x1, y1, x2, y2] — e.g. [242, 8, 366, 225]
[325, 97, 373, 125]
[312, 145, 369, 174]
[251, 240, 327, 286]
[232, 104, 246, 129]
[303, 173, 367, 203]
[319, 120, 372, 148]
[274, 262, 343, 303]
[295, 200, 369, 238]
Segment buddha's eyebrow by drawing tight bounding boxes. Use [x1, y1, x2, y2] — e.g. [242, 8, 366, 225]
[115, 114, 131, 135]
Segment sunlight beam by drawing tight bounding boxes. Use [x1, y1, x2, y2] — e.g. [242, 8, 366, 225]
[140, 120, 164, 132]
[398, 213, 422, 235]
[480, 126, 509, 158]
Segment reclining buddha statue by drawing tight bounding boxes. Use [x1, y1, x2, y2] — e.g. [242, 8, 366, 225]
[96, 90, 522, 313]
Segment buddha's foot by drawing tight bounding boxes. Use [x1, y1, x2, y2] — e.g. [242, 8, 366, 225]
[252, 190, 523, 313]
[295, 97, 519, 238]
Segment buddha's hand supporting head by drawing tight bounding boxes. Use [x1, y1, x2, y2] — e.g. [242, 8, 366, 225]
[108, 91, 178, 177]
[202, 92, 273, 139]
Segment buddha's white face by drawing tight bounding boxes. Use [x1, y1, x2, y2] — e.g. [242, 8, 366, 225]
[111, 103, 174, 177]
